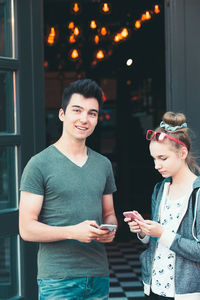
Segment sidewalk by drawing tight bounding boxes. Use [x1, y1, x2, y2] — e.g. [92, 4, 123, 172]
[106, 239, 146, 299]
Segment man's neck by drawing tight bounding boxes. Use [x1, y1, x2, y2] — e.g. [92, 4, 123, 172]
[54, 135, 87, 157]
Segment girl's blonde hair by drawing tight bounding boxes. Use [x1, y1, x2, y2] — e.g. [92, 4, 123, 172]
[156, 111, 200, 174]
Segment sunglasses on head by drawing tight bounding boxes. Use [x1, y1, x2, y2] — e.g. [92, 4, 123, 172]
[146, 130, 187, 148]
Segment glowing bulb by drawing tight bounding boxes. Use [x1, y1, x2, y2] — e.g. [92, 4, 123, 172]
[71, 49, 79, 59]
[94, 35, 99, 44]
[141, 13, 146, 21]
[96, 50, 104, 60]
[100, 27, 107, 36]
[102, 3, 110, 13]
[73, 27, 79, 36]
[72, 2, 79, 13]
[145, 11, 151, 20]
[90, 20, 97, 29]
[154, 4, 160, 14]
[135, 20, 141, 29]
[121, 28, 129, 38]
[126, 58, 133, 66]
[47, 27, 56, 46]
[114, 33, 121, 43]
[68, 22, 75, 29]
[69, 34, 76, 43]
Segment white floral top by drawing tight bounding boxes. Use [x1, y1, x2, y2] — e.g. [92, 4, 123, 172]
[151, 194, 186, 297]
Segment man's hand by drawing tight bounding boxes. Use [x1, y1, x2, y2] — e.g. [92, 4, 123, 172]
[96, 228, 116, 243]
[71, 220, 116, 243]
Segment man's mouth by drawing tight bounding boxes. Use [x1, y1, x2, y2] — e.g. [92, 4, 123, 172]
[75, 125, 88, 131]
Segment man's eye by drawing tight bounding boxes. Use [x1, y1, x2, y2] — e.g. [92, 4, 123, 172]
[161, 157, 167, 161]
[90, 112, 97, 117]
[73, 109, 80, 112]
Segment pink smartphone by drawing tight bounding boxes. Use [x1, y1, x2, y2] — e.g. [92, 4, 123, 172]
[123, 211, 144, 222]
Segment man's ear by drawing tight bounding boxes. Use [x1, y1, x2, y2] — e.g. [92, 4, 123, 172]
[59, 108, 64, 122]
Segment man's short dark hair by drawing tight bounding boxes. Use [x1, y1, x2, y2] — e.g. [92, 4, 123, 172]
[61, 79, 103, 113]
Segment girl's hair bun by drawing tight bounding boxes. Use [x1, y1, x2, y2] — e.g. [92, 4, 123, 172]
[162, 111, 186, 127]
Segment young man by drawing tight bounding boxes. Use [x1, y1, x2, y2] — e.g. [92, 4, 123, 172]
[19, 79, 117, 300]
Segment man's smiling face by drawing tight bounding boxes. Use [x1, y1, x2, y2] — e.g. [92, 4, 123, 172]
[59, 93, 99, 141]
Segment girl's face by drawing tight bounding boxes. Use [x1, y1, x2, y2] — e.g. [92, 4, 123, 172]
[149, 140, 187, 178]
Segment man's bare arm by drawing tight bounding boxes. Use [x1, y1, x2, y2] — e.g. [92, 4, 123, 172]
[19, 191, 102, 243]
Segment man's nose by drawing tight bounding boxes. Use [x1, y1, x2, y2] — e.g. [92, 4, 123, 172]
[80, 112, 88, 122]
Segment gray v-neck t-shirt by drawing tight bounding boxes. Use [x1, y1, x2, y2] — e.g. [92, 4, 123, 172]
[20, 145, 117, 279]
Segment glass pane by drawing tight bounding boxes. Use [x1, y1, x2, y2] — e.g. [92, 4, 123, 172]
[0, 146, 16, 209]
[0, 0, 13, 57]
[0, 71, 14, 133]
[0, 236, 18, 298]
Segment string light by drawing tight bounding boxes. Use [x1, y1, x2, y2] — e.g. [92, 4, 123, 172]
[68, 21, 75, 29]
[94, 35, 100, 44]
[72, 2, 80, 13]
[70, 48, 80, 60]
[154, 4, 160, 14]
[96, 49, 105, 60]
[121, 28, 129, 38]
[101, 2, 110, 14]
[73, 27, 80, 36]
[69, 34, 76, 43]
[90, 20, 97, 29]
[47, 27, 56, 46]
[145, 11, 151, 20]
[100, 27, 108, 36]
[113, 33, 121, 43]
[135, 20, 141, 29]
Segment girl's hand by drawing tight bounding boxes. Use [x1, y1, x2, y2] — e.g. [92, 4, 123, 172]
[137, 220, 164, 238]
[124, 217, 143, 233]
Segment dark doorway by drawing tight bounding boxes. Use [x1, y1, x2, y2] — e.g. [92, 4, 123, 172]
[43, 0, 165, 240]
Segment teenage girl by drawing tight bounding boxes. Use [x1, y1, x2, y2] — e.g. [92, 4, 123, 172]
[124, 112, 200, 300]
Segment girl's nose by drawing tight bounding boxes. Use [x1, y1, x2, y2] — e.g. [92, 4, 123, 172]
[154, 161, 161, 170]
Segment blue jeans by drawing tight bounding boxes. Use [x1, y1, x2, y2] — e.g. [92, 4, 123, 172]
[37, 276, 110, 300]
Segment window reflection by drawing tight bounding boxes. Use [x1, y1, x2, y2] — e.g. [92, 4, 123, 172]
[0, 0, 12, 57]
[0, 71, 14, 133]
[0, 236, 18, 299]
[0, 146, 16, 209]
[0, 237, 11, 284]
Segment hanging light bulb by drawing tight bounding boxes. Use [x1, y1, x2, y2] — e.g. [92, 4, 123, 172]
[135, 20, 141, 29]
[47, 27, 56, 46]
[101, 2, 110, 14]
[68, 21, 75, 29]
[72, 2, 80, 13]
[70, 48, 79, 60]
[94, 35, 100, 44]
[90, 20, 97, 29]
[96, 50, 105, 60]
[145, 11, 151, 20]
[141, 13, 146, 21]
[69, 34, 76, 43]
[73, 27, 80, 36]
[113, 33, 121, 43]
[100, 27, 107, 36]
[121, 28, 129, 38]
[154, 4, 160, 14]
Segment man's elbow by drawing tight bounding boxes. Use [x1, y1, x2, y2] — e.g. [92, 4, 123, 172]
[19, 223, 32, 241]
